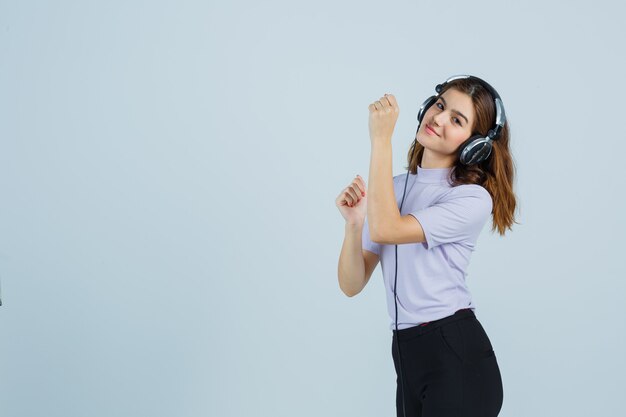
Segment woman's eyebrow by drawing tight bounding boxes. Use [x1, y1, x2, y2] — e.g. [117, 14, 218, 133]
[439, 96, 469, 124]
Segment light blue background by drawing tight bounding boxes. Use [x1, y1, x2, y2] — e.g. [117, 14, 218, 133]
[1, 1, 625, 416]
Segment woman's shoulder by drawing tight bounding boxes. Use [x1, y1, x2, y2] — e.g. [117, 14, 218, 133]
[450, 182, 490, 195]
[444, 183, 493, 208]
[393, 172, 410, 183]
[391, 172, 411, 189]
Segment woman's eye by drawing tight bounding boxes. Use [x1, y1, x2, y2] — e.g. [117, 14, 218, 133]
[436, 102, 462, 126]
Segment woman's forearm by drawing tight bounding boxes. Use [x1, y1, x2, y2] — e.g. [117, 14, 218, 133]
[337, 222, 366, 297]
[368, 141, 400, 241]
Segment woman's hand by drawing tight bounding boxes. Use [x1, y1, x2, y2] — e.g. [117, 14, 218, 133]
[335, 175, 368, 225]
[368, 93, 399, 143]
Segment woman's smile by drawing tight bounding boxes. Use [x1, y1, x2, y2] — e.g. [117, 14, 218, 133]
[425, 124, 439, 136]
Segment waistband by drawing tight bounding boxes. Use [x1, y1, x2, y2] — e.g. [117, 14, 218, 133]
[392, 308, 475, 341]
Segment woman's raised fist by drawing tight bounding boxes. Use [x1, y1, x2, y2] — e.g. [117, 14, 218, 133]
[335, 175, 367, 224]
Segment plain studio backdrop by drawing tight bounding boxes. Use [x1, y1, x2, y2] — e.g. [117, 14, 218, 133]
[1, 1, 625, 416]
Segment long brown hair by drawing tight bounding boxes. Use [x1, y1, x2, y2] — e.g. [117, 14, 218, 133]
[405, 78, 518, 235]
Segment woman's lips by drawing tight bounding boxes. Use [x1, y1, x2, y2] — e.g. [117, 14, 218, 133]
[425, 125, 438, 136]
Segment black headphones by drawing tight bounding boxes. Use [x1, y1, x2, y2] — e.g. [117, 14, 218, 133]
[416, 74, 507, 165]
[393, 75, 506, 417]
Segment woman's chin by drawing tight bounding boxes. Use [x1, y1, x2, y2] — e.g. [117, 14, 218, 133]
[418, 141, 447, 155]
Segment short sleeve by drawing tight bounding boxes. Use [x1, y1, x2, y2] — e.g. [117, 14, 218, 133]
[409, 184, 493, 250]
[362, 216, 381, 255]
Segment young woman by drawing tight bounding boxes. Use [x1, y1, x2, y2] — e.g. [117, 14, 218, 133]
[336, 75, 517, 417]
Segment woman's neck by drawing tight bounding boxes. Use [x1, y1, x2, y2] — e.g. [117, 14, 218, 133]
[420, 148, 455, 169]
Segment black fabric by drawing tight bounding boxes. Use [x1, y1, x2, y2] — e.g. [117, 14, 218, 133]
[391, 309, 503, 416]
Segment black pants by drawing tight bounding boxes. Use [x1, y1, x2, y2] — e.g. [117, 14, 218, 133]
[391, 308, 503, 417]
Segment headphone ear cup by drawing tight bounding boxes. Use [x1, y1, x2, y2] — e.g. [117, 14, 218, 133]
[457, 134, 481, 153]
[417, 95, 437, 123]
[458, 135, 493, 165]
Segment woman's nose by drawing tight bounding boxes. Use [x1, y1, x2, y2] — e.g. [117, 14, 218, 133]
[432, 111, 445, 126]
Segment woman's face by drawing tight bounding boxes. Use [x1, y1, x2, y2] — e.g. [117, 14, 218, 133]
[416, 88, 476, 159]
